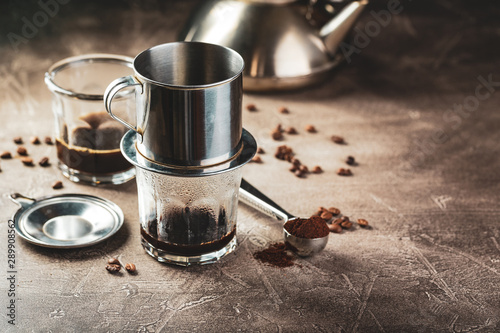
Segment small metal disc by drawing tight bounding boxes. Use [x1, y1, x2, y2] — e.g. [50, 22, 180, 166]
[10, 193, 124, 248]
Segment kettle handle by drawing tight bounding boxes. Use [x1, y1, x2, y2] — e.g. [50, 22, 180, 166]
[104, 75, 143, 142]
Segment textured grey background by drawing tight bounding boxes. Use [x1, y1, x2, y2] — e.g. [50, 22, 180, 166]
[0, 0, 499, 332]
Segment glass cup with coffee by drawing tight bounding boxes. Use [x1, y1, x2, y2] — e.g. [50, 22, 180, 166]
[45, 54, 135, 185]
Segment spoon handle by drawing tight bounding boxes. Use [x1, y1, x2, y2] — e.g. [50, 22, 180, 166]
[239, 178, 295, 222]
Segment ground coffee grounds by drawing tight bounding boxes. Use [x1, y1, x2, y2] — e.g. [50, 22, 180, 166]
[284, 216, 329, 239]
[253, 242, 295, 268]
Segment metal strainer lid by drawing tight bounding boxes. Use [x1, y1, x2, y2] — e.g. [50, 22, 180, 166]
[9, 193, 124, 249]
[121, 128, 257, 177]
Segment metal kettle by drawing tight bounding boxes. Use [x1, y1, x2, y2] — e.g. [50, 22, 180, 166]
[179, 0, 368, 91]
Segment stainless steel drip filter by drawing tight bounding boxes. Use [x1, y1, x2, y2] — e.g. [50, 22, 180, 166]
[104, 42, 257, 266]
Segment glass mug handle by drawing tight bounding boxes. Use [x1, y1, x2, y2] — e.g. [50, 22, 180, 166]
[104, 75, 143, 142]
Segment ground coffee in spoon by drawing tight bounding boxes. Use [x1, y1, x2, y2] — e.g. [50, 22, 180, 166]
[284, 216, 329, 239]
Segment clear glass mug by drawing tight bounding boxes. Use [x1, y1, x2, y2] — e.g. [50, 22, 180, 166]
[136, 166, 242, 266]
[45, 54, 136, 185]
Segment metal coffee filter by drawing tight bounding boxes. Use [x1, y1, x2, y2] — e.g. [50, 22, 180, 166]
[105, 42, 247, 169]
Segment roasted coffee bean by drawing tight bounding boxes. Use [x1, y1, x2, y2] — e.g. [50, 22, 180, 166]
[357, 218, 369, 227]
[13, 137, 23, 144]
[257, 147, 265, 154]
[285, 127, 298, 134]
[299, 165, 308, 173]
[275, 145, 294, 161]
[246, 103, 257, 111]
[1, 151, 12, 159]
[320, 211, 333, 221]
[295, 169, 305, 178]
[21, 157, 34, 166]
[341, 216, 350, 223]
[337, 168, 352, 176]
[251, 155, 262, 163]
[271, 130, 283, 141]
[331, 135, 345, 144]
[327, 207, 341, 215]
[17, 146, 28, 156]
[275, 124, 283, 132]
[328, 223, 342, 233]
[341, 221, 353, 229]
[105, 264, 121, 273]
[44, 136, 53, 145]
[305, 124, 316, 133]
[108, 258, 121, 265]
[311, 166, 323, 174]
[333, 218, 343, 225]
[38, 157, 50, 167]
[30, 136, 41, 144]
[311, 210, 323, 217]
[346, 156, 355, 165]
[125, 263, 136, 273]
[52, 180, 63, 189]
[291, 158, 301, 167]
[279, 106, 289, 114]
[289, 165, 298, 172]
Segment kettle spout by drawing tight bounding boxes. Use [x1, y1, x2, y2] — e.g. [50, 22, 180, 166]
[320, 0, 369, 56]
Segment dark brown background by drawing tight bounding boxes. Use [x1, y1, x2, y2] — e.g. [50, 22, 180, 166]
[1, 0, 499, 332]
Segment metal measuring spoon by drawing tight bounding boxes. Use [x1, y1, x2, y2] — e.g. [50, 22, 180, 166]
[239, 178, 329, 257]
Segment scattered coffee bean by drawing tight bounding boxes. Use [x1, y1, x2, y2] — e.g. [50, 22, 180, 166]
[320, 211, 333, 221]
[251, 155, 262, 163]
[44, 136, 53, 145]
[257, 147, 265, 154]
[346, 156, 355, 166]
[357, 218, 369, 227]
[341, 221, 353, 229]
[52, 180, 63, 189]
[311, 210, 323, 217]
[108, 258, 121, 266]
[285, 127, 298, 134]
[299, 165, 308, 173]
[271, 130, 283, 141]
[328, 223, 343, 233]
[21, 157, 34, 166]
[311, 165, 323, 174]
[305, 124, 317, 133]
[17, 146, 28, 156]
[279, 106, 289, 114]
[246, 103, 257, 111]
[291, 158, 301, 167]
[13, 137, 23, 144]
[327, 207, 341, 215]
[295, 169, 305, 178]
[274, 124, 283, 133]
[333, 218, 343, 225]
[341, 216, 350, 223]
[38, 157, 50, 167]
[337, 168, 352, 176]
[289, 165, 298, 172]
[125, 263, 136, 273]
[1, 151, 12, 159]
[30, 136, 41, 144]
[275, 145, 294, 161]
[331, 135, 345, 144]
[105, 264, 121, 273]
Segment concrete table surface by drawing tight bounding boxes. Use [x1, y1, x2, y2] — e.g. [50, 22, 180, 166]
[0, 1, 499, 332]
